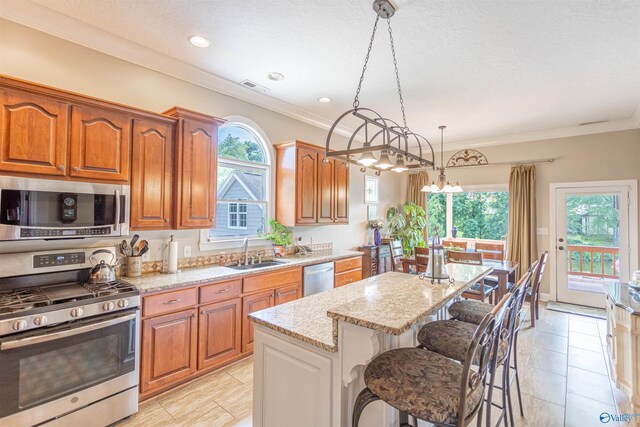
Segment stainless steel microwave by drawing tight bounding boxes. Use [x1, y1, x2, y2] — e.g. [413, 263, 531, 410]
[0, 177, 129, 241]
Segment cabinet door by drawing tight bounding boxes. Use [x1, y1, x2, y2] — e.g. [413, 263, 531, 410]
[178, 118, 217, 228]
[0, 88, 68, 176]
[295, 146, 318, 224]
[198, 298, 242, 370]
[317, 156, 334, 223]
[130, 119, 174, 229]
[334, 159, 349, 223]
[275, 283, 302, 305]
[141, 309, 197, 394]
[242, 290, 274, 353]
[69, 105, 131, 182]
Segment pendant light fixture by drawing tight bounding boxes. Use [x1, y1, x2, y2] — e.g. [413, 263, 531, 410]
[323, 0, 436, 174]
[421, 126, 463, 193]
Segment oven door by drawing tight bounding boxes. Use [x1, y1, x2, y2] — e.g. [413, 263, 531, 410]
[0, 309, 139, 426]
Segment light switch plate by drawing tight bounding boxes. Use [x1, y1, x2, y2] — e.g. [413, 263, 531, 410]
[537, 228, 549, 235]
[184, 245, 192, 258]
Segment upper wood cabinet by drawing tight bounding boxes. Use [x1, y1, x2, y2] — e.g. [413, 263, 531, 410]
[69, 105, 131, 182]
[275, 140, 349, 226]
[165, 107, 225, 230]
[130, 118, 176, 230]
[0, 87, 68, 176]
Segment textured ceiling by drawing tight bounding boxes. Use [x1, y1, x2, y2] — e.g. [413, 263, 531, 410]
[24, 0, 640, 144]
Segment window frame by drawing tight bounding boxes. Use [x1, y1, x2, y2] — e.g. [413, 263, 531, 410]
[199, 117, 274, 251]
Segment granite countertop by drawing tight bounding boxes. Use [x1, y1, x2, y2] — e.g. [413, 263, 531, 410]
[604, 282, 640, 315]
[249, 264, 493, 352]
[124, 250, 363, 294]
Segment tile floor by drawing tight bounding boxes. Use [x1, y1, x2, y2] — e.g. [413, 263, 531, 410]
[119, 303, 635, 426]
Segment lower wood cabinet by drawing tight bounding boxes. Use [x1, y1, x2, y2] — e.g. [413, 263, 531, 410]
[141, 308, 198, 394]
[275, 283, 302, 305]
[334, 255, 364, 288]
[242, 289, 275, 353]
[198, 298, 242, 370]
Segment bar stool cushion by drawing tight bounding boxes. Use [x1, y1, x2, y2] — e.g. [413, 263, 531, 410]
[417, 320, 507, 364]
[364, 348, 483, 425]
[448, 300, 492, 324]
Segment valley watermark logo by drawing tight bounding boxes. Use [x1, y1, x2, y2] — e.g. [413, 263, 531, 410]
[599, 411, 640, 424]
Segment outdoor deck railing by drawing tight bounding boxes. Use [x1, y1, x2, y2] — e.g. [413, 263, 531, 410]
[567, 244, 619, 279]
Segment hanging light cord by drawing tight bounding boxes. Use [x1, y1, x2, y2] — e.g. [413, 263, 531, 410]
[387, 18, 408, 134]
[353, 15, 381, 109]
[440, 127, 444, 168]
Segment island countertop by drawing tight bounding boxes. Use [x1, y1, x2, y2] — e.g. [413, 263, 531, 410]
[604, 282, 640, 315]
[249, 264, 493, 352]
[122, 250, 363, 293]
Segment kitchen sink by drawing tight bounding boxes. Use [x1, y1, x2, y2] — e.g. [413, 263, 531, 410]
[228, 261, 286, 270]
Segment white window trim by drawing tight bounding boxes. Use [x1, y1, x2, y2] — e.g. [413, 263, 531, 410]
[200, 117, 275, 252]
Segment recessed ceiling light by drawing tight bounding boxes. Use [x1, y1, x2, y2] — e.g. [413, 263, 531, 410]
[267, 72, 285, 81]
[188, 35, 211, 48]
[318, 97, 332, 103]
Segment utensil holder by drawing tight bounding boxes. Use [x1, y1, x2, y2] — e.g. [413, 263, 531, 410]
[126, 256, 142, 277]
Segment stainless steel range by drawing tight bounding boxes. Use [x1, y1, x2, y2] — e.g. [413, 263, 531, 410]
[0, 248, 139, 427]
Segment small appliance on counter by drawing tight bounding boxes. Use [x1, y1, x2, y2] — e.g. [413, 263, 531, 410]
[0, 247, 140, 427]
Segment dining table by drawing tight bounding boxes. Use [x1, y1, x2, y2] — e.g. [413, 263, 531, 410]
[400, 257, 519, 301]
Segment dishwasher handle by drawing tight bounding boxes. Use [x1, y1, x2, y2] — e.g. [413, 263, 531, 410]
[305, 267, 334, 276]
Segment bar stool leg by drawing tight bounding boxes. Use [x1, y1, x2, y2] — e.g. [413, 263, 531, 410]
[512, 333, 525, 417]
[352, 388, 380, 427]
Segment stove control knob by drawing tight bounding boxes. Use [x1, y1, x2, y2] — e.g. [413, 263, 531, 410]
[103, 301, 115, 311]
[117, 299, 129, 309]
[33, 316, 48, 326]
[70, 307, 84, 318]
[13, 319, 28, 331]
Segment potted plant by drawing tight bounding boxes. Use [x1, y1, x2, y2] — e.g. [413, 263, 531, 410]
[386, 202, 427, 257]
[263, 219, 293, 256]
[367, 220, 384, 246]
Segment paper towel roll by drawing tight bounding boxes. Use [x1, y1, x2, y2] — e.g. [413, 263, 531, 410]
[168, 237, 178, 273]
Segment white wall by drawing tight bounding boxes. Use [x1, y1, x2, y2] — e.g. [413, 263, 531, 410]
[0, 19, 404, 259]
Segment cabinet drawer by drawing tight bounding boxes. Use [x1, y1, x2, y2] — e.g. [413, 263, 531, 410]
[143, 287, 198, 317]
[335, 269, 362, 287]
[335, 256, 362, 273]
[199, 279, 242, 304]
[243, 267, 302, 294]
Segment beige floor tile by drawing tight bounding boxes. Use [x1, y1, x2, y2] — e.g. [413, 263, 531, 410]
[569, 331, 604, 353]
[513, 393, 565, 427]
[205, 375, 253, 417]
[223, 411, 253, 427]
[172, 403, 235, 427]
[567, 366, 614, 405]
[118, 401, 175, 426]
[568, 346, 608, 375]
[565, 393, 619, 427]
[528, 347, 568, 376]
[224, 356, 254, 385]
[569, 318, 600, 336]
[521, 365, 567, 406]
[536, 315, 570, 337]
[534, 331, 569, 354]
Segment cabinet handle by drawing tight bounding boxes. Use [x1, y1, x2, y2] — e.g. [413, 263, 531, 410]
[164, 218, 170, 223]
[201, 310, 206, 316]
[215, 288, 229, 294]
[73, 166, 80, 172]
[163, 298, 181, 305]
[58, 165, 65, 171]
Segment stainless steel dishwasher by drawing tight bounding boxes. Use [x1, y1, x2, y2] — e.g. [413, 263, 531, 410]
[303, 262, 335, 296]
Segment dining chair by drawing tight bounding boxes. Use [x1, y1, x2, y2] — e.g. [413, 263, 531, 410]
[474, 241, 505, 261]
[383, 239, 404, 272]
[525, 251, 548, 327]
[442, 239, 469, 251]
[447, 251, 497, 303]
[352, 298, 508, 427]
[414, 246, 429, 273]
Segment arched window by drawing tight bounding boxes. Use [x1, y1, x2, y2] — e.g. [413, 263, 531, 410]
[210, 120, 272, 240]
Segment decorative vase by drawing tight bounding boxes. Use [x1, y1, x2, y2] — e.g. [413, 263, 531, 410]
[374, 229, 381, 246]
[451, 226, 458, 238]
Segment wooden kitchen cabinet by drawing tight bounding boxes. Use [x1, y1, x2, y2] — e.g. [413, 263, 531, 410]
[69, 104, 132, 182]
[165, 107, 225, 229]
[334, 256, 363, 287]
[242, 289, 274, 353]
[0, 87, 68, 176]
[198, 297, 242, 370]
[141, 308, 198, 394]
[275, 283, 302, 305]
[130, 118, 176, 229]
[275, 140, 349, 226]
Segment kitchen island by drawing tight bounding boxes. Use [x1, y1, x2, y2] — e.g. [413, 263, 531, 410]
[249, 265, 492, 427]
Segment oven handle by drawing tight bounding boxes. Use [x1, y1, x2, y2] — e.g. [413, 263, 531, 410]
[0, 313, 136, 351]
[114, 189, 121, 231]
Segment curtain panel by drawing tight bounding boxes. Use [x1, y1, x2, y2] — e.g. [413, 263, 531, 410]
[506, 164, 538, 275]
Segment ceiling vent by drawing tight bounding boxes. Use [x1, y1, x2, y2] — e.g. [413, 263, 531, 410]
[239, 80, 269, 93]
[579, 119, 609, 126]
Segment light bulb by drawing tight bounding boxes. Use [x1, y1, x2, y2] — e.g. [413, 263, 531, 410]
[391, 155, 408, 172]
[357, 143, 378, 166]
[376, 150, 394, 170]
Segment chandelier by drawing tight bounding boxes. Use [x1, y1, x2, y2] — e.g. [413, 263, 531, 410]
[421, 126, 463, 193]
[324, 0, 435, 174]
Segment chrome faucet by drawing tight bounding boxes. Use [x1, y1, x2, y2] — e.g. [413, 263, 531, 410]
[243, 237, 250, 265]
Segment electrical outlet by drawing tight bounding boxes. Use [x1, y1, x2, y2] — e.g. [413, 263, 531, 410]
[537, 228, 549, 235]
[184, 245, 192, 258]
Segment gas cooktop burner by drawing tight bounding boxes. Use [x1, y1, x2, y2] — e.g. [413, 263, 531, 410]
[0, 281, 137, 315]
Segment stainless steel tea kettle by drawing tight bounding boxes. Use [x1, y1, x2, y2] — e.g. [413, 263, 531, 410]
[88, 249, 118, 284]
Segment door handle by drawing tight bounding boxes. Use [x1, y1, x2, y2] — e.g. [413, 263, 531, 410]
[558, 238, 564, 243]
[114, 189, 121, 231]
[558, 246, 565, 250]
